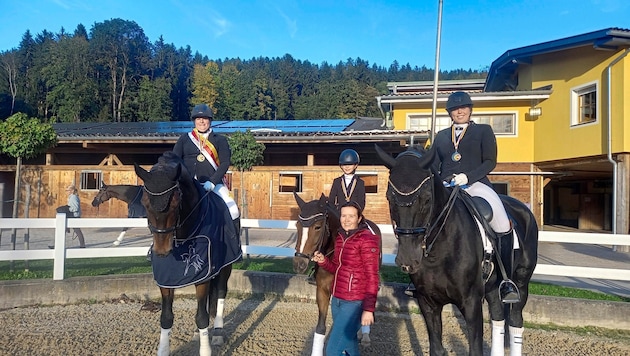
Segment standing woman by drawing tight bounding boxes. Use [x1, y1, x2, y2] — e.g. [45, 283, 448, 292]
[65, 184, 86, 248]
[312, 201, 380, 356]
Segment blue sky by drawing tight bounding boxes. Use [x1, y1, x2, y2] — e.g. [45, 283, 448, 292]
[1, 0, 628, 71]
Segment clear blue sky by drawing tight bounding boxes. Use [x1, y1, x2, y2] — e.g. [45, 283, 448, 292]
[1, 0, 628, 71]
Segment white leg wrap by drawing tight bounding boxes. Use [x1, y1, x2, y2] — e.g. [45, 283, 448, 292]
[509, 326, 524, 356]
[214, 298, 225, 329]
[199, 327, 211, 356]
[157, 328, 171, 356]
[311, 332, 326, 356]
[491, 320, 505, 356]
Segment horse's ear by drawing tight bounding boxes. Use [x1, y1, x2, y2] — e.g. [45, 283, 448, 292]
[167, 163, 182, 182]
[134, 163, 150, 182]
[294, 191, 306, 209]
[375, 144, 396, 169]
[318, 193, 327, 208]
[419, 146, 437, 168]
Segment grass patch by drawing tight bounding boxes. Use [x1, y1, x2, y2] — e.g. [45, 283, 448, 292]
[1, 257, 628, 303]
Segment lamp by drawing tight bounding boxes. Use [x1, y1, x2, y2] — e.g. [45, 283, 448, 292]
[528, 107, 542, 117]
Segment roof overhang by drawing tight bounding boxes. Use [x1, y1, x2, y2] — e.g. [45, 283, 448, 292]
[378, 90, 552, 106]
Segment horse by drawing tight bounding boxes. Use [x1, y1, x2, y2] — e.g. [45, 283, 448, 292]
[293, 192, 381, 356]
[91, 183, 146, 246]
[134, 151, 241, 356]
[375, 145, 538, 356]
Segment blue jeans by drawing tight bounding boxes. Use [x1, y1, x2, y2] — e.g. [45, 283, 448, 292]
[326, 296, 362, 356]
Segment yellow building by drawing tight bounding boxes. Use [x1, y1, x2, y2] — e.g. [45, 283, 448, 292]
[378, 28, 630, 234]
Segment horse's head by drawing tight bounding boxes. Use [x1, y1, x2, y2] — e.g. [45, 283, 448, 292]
[135, 153, 184, 257]
[91, 183, 110, 207]
[376, 144, 437, 274]
[293, 192, 338, 274]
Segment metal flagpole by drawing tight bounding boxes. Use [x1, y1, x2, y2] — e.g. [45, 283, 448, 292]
[429, 0, 444, 147]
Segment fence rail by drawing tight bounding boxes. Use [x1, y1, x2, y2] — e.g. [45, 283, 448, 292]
[1, 214, 629, 282]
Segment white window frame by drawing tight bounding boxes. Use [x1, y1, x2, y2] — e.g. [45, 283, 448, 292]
[278, 171, 303, 193]
[570, 81, 598, 127]
[407, 111, 517, 136]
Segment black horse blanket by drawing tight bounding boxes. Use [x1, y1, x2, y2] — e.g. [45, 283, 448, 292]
[151, 186, 242, 288]
[128, 187, 147, 218]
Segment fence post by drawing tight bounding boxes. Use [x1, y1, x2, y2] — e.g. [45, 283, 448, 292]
[53, 213, 68, 280]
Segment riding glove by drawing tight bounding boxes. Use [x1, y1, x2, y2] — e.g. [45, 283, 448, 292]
[202, 181, 215, 191]
[451, 173, 468, 186]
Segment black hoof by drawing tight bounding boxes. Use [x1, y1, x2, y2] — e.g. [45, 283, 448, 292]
[404, 284, 417, 298]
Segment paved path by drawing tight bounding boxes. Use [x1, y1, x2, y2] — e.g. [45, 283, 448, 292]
[1, 224, 629, 298]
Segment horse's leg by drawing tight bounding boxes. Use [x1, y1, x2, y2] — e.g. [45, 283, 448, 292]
[486, 275, 507, 356]
[311, 272, 331, 356]
[417, 296, 447, 356]
[506, 250, 535, 356]
[457, 294, 485, 356]
[158, 287, 175, 356]
[209, 265, 232, 346]
[113, 227, 128, 246]
[195, 282, 211, 356]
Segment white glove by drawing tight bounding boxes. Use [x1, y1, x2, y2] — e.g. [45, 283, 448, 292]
[451, 173, 468, 186]
[202, 181, 215, 191]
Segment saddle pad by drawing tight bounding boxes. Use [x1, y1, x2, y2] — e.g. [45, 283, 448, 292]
[152, 235, 213, 288]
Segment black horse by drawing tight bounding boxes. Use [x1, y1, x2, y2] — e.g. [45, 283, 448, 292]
[293, 192, 381, 356]
[375, 145, 538, 356]
[91, 183, 146, 246]
[134, 151, 241, 356]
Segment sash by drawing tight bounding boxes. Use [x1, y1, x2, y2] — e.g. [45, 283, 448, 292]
[188, 130, 228, 186]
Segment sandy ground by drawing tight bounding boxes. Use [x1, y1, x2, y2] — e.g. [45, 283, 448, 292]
[1, 295, 629, 356]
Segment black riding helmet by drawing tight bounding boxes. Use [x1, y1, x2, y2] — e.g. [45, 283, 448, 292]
[446, 91, 473, 112]
[191, 104, 214, 120]
[339, 149, 360, 165]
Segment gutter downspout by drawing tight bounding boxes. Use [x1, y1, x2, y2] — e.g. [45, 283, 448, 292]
[606, 48, 630, 237]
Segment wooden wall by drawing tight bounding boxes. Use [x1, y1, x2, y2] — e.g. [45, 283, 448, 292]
[11, 163, 543, 226]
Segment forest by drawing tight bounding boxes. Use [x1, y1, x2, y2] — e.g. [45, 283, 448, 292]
[0, 18, 486, 123]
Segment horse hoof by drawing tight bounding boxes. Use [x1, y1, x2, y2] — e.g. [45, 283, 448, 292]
[113, 241, 120, 246]
[211, 335, 224, 346]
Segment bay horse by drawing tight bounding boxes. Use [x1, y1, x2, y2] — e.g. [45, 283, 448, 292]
[134, 151, 241, 356]
[91, 183, 146, 246]
[293, 192, 381, 356]
[375, 145, 538, 356]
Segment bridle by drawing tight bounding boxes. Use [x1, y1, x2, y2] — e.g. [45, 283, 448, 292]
[388, 171, 460, 257]
[294, 209, 330, 259]
[143, 182, 208, 238]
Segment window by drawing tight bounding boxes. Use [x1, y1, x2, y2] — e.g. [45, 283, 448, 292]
[571, 82, 597, 126]
[279, 172, 302, 193]
[492, 182, 508, 195]
[409, 112, 516, 135]
[356, 173, 378, 194]
[80, 170, 102, 191]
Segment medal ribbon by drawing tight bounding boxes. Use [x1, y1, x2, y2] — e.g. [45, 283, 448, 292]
[189, 130, 228, 186]
[341, 177, 357, 203]
[451, 125, 468, 153]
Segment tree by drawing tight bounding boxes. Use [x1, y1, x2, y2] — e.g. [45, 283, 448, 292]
[227, 130, 265, 216]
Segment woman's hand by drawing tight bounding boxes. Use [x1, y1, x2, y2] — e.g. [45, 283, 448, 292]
[311, 251, 325, 263]
[361, 311, 374, 326]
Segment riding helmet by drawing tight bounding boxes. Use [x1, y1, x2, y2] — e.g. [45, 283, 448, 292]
[445, 91, 473, 112]
[191, 104, 214, 120]
[339, 149, 360, 165]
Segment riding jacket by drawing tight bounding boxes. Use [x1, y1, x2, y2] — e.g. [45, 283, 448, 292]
[173, 130, 231, 185]
[431, 121, 497, 188]
[318, 223, 380, 312]
[328, 175, 366, 212]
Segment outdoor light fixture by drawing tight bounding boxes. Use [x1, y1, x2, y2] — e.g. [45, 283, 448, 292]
[529, 107, 542, 117]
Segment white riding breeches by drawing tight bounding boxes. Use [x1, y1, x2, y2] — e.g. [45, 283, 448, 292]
[463, 182, 510, 233]
[212, 184, 240, 220]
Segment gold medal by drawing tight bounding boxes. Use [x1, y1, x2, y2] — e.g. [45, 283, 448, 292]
[452, 152, 462, 162]
[197, 154, 205, 162]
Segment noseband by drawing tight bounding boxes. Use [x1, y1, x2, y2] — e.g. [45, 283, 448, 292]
[295, 210, 328, 259]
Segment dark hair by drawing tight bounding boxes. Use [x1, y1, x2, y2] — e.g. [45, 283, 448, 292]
[339, 201, 363, 218]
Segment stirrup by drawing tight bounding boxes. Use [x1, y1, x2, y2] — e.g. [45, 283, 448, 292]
[499, 279, 520, 304]
[404, 282, 416, 298]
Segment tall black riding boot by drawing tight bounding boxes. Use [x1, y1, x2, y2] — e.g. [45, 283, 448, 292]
[497, 229, 520, 303]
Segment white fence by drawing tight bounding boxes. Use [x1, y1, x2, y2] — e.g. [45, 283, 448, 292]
[1, 214, 629, 282]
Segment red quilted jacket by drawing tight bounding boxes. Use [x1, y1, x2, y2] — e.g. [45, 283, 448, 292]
[318, 225, 380, 312]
